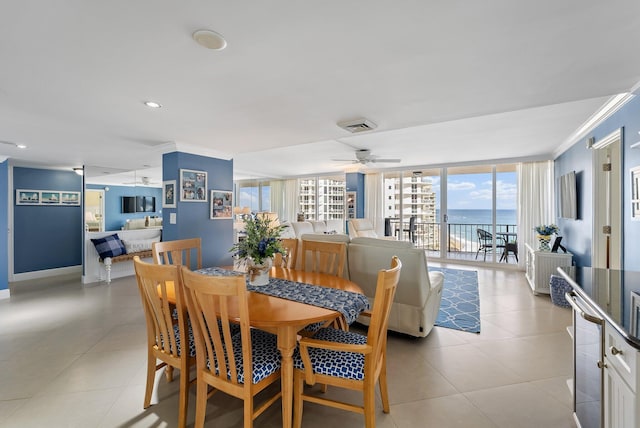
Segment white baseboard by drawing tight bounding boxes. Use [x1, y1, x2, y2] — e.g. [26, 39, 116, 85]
[11, 265, 82, 282]
[0, 289, 9, 300]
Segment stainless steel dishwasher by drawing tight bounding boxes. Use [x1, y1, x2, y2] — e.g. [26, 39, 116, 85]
[566, 290, 605, 428]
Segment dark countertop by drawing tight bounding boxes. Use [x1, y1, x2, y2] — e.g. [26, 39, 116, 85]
[558, 266, 640, 350]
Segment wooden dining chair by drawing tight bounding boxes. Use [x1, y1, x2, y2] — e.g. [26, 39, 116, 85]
[293, 256, 402, 428]
[299, 238, 349, 332]
[300, 239, 346, 278]
[133, 256, 196, 428]
[179, 266, 283, 428]
[152, 238, 202, 270]
[273, 238, 298, 269]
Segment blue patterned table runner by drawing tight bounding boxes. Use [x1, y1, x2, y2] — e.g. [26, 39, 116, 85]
[196, 267, 369, 325]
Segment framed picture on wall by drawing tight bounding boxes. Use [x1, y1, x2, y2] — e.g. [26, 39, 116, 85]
[210, 190, 233, 219]
[41, 191, 61, 204]
[180, 169, 207, 202]
[16, 189, 40, 205]
[60, 192, 81, 205]
[345, 191, 356, 219]
[162, 180, 176, 208]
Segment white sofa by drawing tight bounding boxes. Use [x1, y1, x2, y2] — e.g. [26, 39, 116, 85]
[347, 237, 444, 337]
[123, 217, 162, 230]
[289, 220, 344, 237]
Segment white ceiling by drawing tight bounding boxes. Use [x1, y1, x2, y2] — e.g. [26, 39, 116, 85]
[1, 1, 640, 185]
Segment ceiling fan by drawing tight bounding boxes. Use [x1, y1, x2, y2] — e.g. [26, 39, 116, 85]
[332, 149, 401, 165]
[123, 176, 160, 186]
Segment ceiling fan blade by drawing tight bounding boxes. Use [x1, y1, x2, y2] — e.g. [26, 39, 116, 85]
[370, 158, 401, 163]
[331, 158, 359, 163]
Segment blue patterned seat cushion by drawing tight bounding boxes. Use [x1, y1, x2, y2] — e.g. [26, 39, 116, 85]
[206, 328, 281, 384]
[293, 327, 368, 381]
[158, 323, 196, 357]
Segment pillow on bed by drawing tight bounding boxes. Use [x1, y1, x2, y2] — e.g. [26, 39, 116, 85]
[91, 234, 127, 259]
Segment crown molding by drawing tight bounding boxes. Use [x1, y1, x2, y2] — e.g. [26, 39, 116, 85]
[553, 92, 636, 159]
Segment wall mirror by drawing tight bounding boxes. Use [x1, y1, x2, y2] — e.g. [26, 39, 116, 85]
[84, 165, 163, 232]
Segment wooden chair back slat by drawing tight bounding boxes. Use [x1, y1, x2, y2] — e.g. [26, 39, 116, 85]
[153, 238, 202, 270]
[300, 239, 346, 277]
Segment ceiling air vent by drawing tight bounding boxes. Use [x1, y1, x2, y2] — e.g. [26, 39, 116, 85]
[337, 118, 377, 133]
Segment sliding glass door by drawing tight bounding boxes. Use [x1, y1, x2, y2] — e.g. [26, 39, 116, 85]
[382, 163, 516, 264]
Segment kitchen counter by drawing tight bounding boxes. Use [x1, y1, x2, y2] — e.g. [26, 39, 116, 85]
[558, 266, 640, 350]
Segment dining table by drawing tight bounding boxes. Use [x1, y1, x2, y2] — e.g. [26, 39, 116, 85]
[166, 266, 365, 428]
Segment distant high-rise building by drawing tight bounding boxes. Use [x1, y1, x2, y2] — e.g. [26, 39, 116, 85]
[299, 178, 345, 221]
[383, 176, 436, 223]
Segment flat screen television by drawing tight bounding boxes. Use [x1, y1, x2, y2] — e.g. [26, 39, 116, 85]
[122, 196, 136, 213]
[559, 171, 577, 219]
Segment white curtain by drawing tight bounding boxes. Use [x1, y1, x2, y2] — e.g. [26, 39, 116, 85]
[270, 179, 299, 223]
[364, 173, 385, 236]
[517, 160, 555, 268]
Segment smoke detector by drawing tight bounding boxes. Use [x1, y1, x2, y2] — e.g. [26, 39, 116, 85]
[337, 118, 377, 133]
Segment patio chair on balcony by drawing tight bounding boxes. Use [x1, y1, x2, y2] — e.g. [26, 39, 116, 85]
[395, 216, 417, 243]
[475, 228, 505, 261]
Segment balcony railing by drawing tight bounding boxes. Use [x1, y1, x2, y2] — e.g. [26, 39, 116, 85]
[387, 219, 518, 262]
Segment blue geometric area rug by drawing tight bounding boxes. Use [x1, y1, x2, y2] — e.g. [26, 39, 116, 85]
[430, 267, 481, 334]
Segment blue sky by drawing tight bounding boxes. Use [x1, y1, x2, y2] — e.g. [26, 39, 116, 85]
[430, 172, 517, 210]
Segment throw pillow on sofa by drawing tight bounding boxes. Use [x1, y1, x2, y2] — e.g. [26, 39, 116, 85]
[91, 233, 127, 260]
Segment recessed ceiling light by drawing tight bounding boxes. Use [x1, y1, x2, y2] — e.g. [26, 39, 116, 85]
[192, 29, 227, 50]
[16, 143, 27, 149]
[144, 101, 162, 108]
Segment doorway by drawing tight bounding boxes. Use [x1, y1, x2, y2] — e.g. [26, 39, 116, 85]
[591, 129, 622, 269]
[85, 189, 105, 232]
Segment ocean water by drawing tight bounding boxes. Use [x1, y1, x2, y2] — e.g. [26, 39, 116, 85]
[435, 209, 517, 250]
[439, 209, 517, 226]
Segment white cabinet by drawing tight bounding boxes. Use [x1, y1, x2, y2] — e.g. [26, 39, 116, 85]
[524, 243, 573, 294]
[604, 360, 635, 428]
[603, 322, 640, 428]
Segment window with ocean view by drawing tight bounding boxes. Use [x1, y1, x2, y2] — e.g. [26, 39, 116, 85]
[383, 164, 517, 264]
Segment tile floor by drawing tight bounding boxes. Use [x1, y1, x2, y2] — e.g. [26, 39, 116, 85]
[0, 262, 577, 427]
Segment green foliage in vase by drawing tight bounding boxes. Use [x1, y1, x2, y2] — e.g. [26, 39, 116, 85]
[230, 215, 285, 265]
[534, 224, 559, 236]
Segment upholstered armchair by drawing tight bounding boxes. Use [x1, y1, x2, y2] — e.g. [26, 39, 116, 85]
[347, 219, 383, 239]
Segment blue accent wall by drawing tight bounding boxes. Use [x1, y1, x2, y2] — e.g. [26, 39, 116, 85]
[162, 152, 234, 268]
[345, 172, 365, 233]
[86, 184, 162, 231]
[0, 161, 8, 289]
[13, 167, 82, 273]
[555, 94, 640, 269]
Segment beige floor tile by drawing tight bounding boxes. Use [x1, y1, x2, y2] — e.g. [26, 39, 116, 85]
[423, 343, 524, 392]
[464, 383, 576, 428]
[391, 394, 498, 428]
[0, 388, 122, 428]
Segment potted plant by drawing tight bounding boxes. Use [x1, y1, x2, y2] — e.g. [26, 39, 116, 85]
[230, 214, 285, 285]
